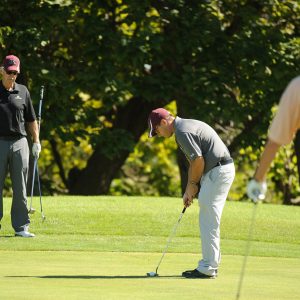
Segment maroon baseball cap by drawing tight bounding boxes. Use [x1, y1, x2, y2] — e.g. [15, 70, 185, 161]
[148, 108, 170, 137]
[2, 55, 20, 73]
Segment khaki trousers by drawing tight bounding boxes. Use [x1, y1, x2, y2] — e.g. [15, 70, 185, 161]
[197, 163, 235, 276]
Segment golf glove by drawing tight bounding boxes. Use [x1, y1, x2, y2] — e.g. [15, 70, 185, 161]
[32, 142, 41, 158]
[247, 179, 267, 202]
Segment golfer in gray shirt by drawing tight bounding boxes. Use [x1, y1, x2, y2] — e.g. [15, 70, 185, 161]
[148, 108, 235, 278]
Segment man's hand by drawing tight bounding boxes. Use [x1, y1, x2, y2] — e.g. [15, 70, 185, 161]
[247, 179, 267, 202]
[32, 142, 41, 158]
[183, 193, 193, 208]
[183, 182, 198, 207]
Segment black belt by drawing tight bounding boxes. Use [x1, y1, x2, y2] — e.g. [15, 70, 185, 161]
[0, 135, 23, 141]
[215, 158, 233, 168]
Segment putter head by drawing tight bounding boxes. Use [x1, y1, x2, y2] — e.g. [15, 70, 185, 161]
[28, 208, 36, 214]
[147, 272, 158, 277]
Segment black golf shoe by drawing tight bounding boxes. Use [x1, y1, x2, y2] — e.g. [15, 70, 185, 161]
[182, 269, 217, 279]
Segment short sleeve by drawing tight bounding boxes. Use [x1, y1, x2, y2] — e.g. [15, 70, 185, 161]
[24, 88, 36, 122]
[176, 132, 202, 161]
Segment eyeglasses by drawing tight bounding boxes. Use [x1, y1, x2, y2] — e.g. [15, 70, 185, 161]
[5, 70, 18, 75]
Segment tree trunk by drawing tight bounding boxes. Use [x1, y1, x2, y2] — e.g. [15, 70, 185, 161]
[68, 147, 128, 194]
[68, 97, 166, 195]
[49, 138, 69, 189]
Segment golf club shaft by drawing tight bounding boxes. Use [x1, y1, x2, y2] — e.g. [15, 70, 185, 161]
[28, 85, 45, 218]
[236, 203, 258, 300]
[37, 86, 44, 130]
[155, 207, 186, 274]
[36, 85, 45, 220]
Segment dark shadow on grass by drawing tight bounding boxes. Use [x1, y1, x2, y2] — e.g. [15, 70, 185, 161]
[6, 275, 182, 279]
[0, 235, 15, 238]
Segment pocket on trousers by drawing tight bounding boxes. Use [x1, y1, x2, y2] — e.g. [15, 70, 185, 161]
[208, 168, 218, 183]
[219, 165, 235, 184]
[12, 138, 28, 152]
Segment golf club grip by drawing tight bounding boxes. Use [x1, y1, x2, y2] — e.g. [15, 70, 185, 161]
[38, 86, 44, 118]
[37, 85, 44, 134]
[40, 85, 44, 100]
[182, 207, 186, 214]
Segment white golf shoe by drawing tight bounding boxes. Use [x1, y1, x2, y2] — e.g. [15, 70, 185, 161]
[15, 228, 35, 238]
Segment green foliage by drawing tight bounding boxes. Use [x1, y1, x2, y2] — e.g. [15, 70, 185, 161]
[268, 142, 300, 201]
[92, 128, 136, 160]
[110, 102, 181, 196]
[38, 138, 93, 194]
[110, 132, 181, 196]
[0, 1, 299, 199]
[234, 143, 299, 204]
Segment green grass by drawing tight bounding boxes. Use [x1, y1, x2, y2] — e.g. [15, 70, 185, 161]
[0, 196, 299, 300]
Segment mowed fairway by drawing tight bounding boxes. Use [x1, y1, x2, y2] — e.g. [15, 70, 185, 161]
[0, 196, 299, 300]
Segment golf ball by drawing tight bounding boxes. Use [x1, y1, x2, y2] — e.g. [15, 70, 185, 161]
[147, 272, 157, 277]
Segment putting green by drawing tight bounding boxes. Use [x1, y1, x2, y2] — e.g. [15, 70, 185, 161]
[0, 251, 299, 300]
[1, 196, 299, 299]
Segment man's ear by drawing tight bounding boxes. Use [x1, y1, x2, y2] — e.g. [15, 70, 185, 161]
[160, 118, 167, 126]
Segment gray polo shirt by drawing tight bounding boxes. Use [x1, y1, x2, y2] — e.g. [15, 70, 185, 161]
[174, 117, 231, 174]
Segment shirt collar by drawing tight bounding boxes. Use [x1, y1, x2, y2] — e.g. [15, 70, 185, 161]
[0, 81, 20, 92]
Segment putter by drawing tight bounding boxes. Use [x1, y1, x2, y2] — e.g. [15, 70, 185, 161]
[28, 86, 45, 221]
[236, 201, 259, 300]
[147, 207, 186, 277]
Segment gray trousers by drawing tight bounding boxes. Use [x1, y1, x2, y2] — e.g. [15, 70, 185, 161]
[0, 137, 30, 232]
[197, 163, 235, 276]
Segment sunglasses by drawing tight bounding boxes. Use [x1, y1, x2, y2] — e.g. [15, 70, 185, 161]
[5, 70, 18, 75]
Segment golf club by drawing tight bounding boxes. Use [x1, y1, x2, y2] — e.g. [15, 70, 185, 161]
[147, 207, 186, 277]
[28, 85, 45, 221]
[235, 200, 260, 299]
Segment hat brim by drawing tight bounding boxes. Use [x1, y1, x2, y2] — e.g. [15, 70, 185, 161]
[148, 129, 157, 138]
[148, 118, 157, 138]
[5, 65, 19, 72]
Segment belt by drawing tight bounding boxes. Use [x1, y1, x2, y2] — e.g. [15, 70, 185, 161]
[0, 135, 23, 141]
[215, 158, 233, 168]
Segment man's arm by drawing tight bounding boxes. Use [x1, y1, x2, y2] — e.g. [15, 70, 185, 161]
[248, 76, 300, 201]
[254, 139, 281, 182]
[247, 139, 280, 201]
[27, 121, 42, 158]
[183, 156, 205, 207]
[27, 120, 40, 143]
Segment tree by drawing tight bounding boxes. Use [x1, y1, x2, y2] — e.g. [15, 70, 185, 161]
[0, 0, 299, 202]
